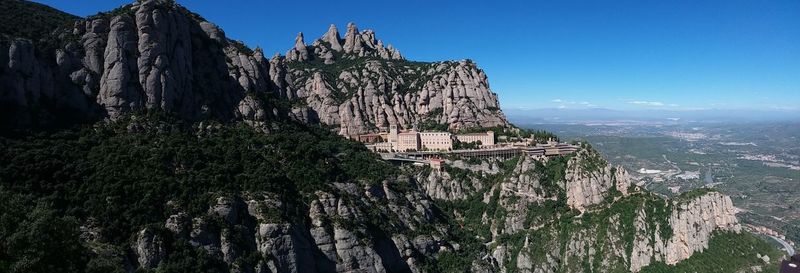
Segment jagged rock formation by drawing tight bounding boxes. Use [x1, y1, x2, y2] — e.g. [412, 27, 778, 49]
[127, 180, 450, 273]
[1, 1, 507, 134]
[564, 149, 631, 212]
[1, 0, 279, 129]
[286, 32, 309, 62]
[277, 57, 508, 135]
[412, 146, 758, 273]
[275, 23, 507, 134]
[629, 192, 742, 272]
[416, 159, 499, 201]
[0, 1, 780, 273]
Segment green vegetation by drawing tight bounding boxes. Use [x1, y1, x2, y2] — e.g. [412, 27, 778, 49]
[675, 187, 717, 202]
[786, 220, 800, 250]
[0, 0, 80, 58]
[418, 108, 450, 131]
[0, 192, 88, 273]
[285, 54, 436, 104]
[87, 3, 134, 20]
[412, 158, 522, 272]
[639, 231, 782, 273]
[533, 155, 572, 195]
[453, 140, 481, 150]
[576, 145, 608, 173]
[458, 125, 559, 143]
[0, 114, 400, 272]
[0, 0, 78, 41]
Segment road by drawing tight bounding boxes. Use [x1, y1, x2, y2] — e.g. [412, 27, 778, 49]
[769, 235, 796, 256]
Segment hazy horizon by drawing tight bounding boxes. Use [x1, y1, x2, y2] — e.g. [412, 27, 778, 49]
[505, 107, 800, 124]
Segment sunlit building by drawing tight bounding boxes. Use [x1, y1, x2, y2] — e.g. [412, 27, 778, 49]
[455, 131, 495, 147]
[420, 132, 453, 151]
[397, 132, 421, 151]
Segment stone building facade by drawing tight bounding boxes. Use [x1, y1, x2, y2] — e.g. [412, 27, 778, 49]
[455, 131, 495, 147]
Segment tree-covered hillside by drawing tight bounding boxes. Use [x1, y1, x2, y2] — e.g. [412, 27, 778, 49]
[0, 0, 78, 41]
[0, 114, 406, 272]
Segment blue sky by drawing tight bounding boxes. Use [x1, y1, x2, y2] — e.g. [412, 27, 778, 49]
[34, 0, 800, 112]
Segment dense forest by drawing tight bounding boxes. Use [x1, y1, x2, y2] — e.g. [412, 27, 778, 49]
[0, 114, 402, 272]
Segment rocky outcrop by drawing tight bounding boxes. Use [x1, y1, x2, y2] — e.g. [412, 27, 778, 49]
[125, 175, 449, 273]
[322, 24, 343, 52]
[565, 149, 631, 212]
[628, 192, 741, 272]
[286, 32, 309, 62]
[97, 14, 140, 118]
[135, 228, 167, 269]
[416, 159, 497, 201]
[279, 58, 508, 135]
[336, 23, 402, 60]
[417, 150, 745, 273]
[484, 191, 741, 273]
[1, 0, 279, 129]
[275, 22, 507, 135]
[2, 2, 508, 134]
[664, 192, 741, 263]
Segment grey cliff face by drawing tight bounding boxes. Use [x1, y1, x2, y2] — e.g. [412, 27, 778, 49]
[135, 228, 167, 269]
[114, 147, 747, 273]
[123, 178, 452, 273]
[286, 32, 309, 62]
[279, 58, 508, 135]
[416, 149, 744, 273]
[322, 24, 343, 52]
[1, 0, 279, 129]
[2, 14, 508, 135]
[564, 149, 631, 212]
[628, 192, 741, 272]
[98, 14, 141, 118]
[416, 159, 497, 201]
[277, 23, 507, 135]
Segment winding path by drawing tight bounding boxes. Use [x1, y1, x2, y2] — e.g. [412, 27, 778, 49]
[769, 235, 796, 256]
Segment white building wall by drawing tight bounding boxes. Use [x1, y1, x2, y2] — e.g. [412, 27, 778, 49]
[397, 132, 420, 151]
[419, 132, 453, 151]
[455, 131, 495, 147]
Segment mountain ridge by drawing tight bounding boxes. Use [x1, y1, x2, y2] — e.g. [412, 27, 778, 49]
[0, 0, 507, 134]
[0, 1, 786, 273]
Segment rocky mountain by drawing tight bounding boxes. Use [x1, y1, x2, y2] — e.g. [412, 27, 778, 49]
[0, 1, 785, 273]
[1, 0, 283, 130]
[415, 147, 775, 273]
[277, 22, 506, 135]
[0, 0, 506, 134]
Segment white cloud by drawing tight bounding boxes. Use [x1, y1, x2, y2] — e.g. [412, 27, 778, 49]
[552, 99, 598, 108]
[629, 100, 665, 106]
[769, 105, 800, 111]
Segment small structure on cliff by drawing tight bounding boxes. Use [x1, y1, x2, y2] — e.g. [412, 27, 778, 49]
[359, 124, 497, 152]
